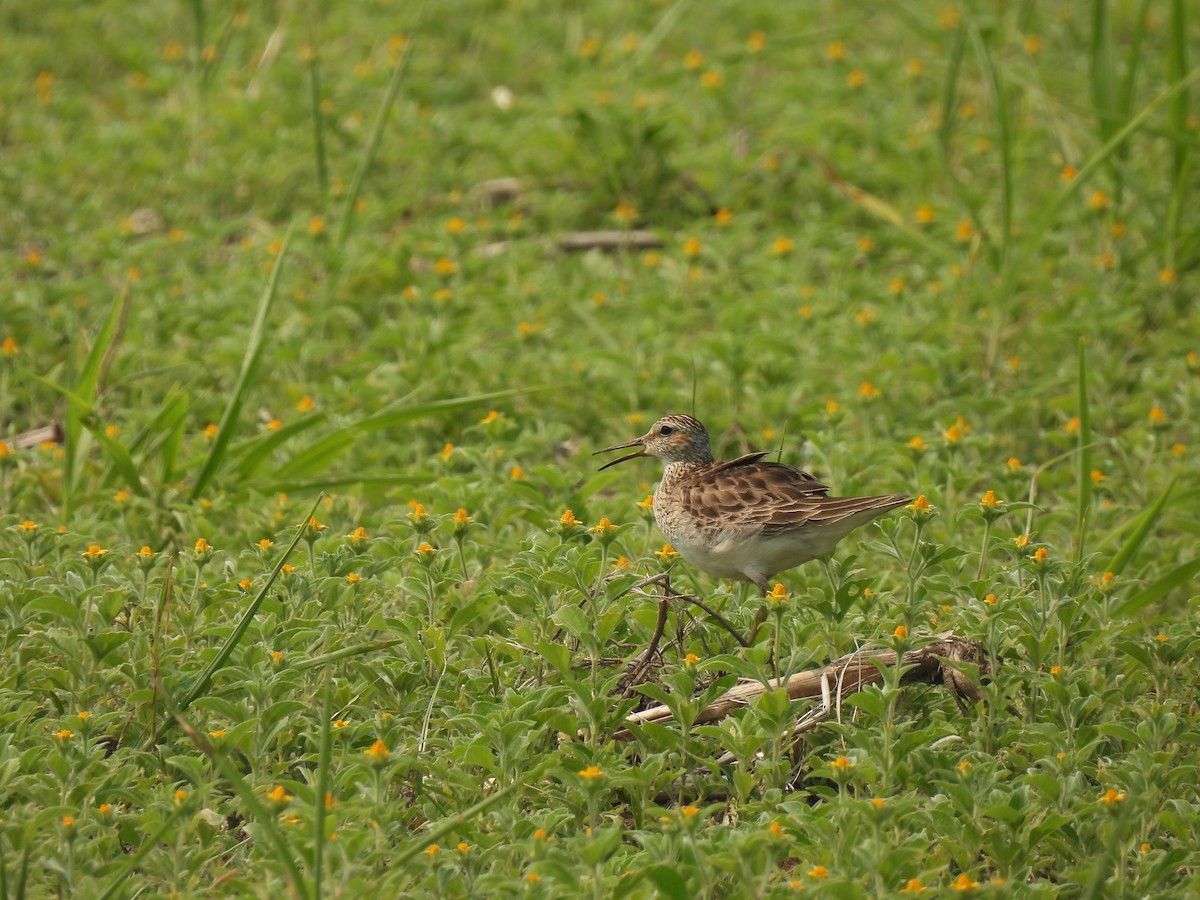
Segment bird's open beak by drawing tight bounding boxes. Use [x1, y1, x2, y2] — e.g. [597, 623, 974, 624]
[594, 436, 646, 471]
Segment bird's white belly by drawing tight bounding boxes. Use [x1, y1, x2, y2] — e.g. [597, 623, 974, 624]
[670, 528, 833, 584]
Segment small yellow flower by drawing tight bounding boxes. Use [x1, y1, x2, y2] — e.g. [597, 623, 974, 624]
[1100, 788, 1125, 804]
[266, 419, 283, 431]
[984, 593, 997, 605]
[682, 49, 704, 70]
[831, 756, 855, 772]
[825, 400, 840, 415]
[62, 815, 75, 827]
[655, 544, 679, 560]
[98, 803, 113, 815]
[956, 761, 973, 775]
[979, 490, 1004, 510]
[209, 729, 227, 738]
[713, 208, 732, 225]
[439, 442, 456, 461]
[579, 765, 604, 781]
[238, 578, 253, 590]
[767, 820, 786, 837]
[415, 543, 438, 562]
[265, 785, 293, 803]
[1062, 416, 1081, 434]
[533, 828, 551, 842]
[270, 651, 284, 663]
[681, 805, 700, 818]
[1148, 404, 1169, 424]
[765, 583, 788, 603]
[682, 237, 702, 257]
[906, 58, 926, 77]
[613, 201, 638, 224]
[871, 797, 887, 809]
[772, 235, 795, 255]
[203, 423, 219, 438]
[558, 509, 580, 528]
[699, 69, 724, 88]
[1024, 34, 1041, 55]
[746, 31, 766, 53]
[194, 537, 213, 555]
[906, 436, 926, 452]
[457, 841, 470, 853]
[950, 874, 979, 892]
[637, 494, 655, 511]
[82, 544, 109, 560]
[479, 410, 502, 426]
[892, 625, 908, 640]
[446, 217, 468, 235]
[808, 866, 830, 879]
[54, 728, 74, 741]
[174, 789, 188, 802]
[901, 878, 927, 894]
[683, 652, 701, 665]
[1090, 469, 1106, 484]
[1050, 665, 1062, 677]
[907, 495, 935, 514]
[1159, 268, 1175, 285]
[1031, 547, 1049, 564]
[307, 216, 325, 236]
[937, 6, 962, 29]
[1088, 190, 1110, 209]
[859, 381, 881, 398]
[1013, 534, 1031, 550]
[509, 465, 526, 480]
[855, 307, 876, 325]
[955, 218, 973, 242]
[826, 40, 846, 61]
[579, 37, 599, 58]
[346, 572, 362, 584]
[1007, 456, 1022, 471]
[364, 739, 389, 760]
[527, 873, 541, 884]
[433, 257, 458, 276]
[423, 844, 440, 858]
[17, 520, 39, 534]
[915, 204, 936, 224]
[847, 69, 867, 88]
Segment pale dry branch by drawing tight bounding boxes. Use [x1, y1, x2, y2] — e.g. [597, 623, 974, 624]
[615, 633, 985, 741]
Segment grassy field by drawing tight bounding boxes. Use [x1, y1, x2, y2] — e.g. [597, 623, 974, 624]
[2, 0, 1199, 895]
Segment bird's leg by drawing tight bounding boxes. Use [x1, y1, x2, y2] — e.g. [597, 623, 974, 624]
[745, 579, 770, 645]
[622, 574, 672, 694]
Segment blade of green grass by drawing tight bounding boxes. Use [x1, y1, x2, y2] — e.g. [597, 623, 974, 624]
[1166, 0, 1190, 266]
[233, 412, 329, 480]
[335, 1, 429, 250]
[64, 288, 127, 514]
[965, 11, 1012, 273]
[313, 677, 333, 900]
[1106, 475, 1175, 576]
[1113, 557, 1200, 618]
[1090, 0, 1118, 147]
[165, 698, 307, 899]
[158, 494, 320, 737]
[1026, 65, 1200, 259]
[95, 803, 189, 900]
[270, 389, 518, 482]
[390, 780, 520, 869]
[291, 639, 406, 672]
[191, 221, 294, 500]
[305, 0, 329, 202]
[84, 421, 145, 495]
[1075, 340, 1093, 561]
[937, 23, 966, 160]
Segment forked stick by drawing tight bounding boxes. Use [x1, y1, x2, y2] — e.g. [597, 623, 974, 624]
[615, 633, 985, 741]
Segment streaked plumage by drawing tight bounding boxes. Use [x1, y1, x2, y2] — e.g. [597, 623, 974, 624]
[596, 414, 909, 594]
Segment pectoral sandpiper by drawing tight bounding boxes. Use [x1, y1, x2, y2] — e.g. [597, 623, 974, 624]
[596, 414, 909, 595]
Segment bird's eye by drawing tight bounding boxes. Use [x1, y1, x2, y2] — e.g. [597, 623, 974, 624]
[659, 425, 674, 436]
